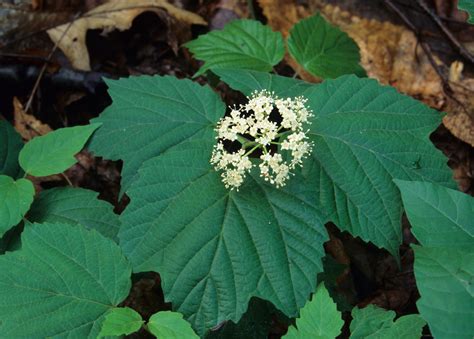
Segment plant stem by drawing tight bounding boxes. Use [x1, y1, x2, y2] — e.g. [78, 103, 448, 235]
[237, 135, 252, 144]
[242, 141, 258, 148]
[275, 130, 291, 138]
[244, 144, 260, 157]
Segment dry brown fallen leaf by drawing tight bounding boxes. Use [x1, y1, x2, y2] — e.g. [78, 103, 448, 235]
[443, 77, 474, 148]
[443, 61, 474, 148]
[213, 0, 249, 20]
[257, 0, 474, 147]
[47, 0, 206, 71]
[0, 2, 72, 46]
[13, 97, 52, 141]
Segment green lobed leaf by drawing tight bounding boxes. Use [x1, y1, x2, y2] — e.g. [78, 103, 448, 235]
[350, 305, 392, 338]
[459, 0, 474, 24]
[148, 311, 199, 339]
[88, 75, 223, 195]
[98, 307, 144, 338]
[0, 119, 23, 178]
[306, 76, 454, 258]
[283, 283, 343, 339]
[28, 187, 120, 240]
[349, 305, 426, 339]
[19, 124, 100, 177]
[288, 14, 365, 79]
[216, 69, 454, 258]
[0, 222, 132, 338]
[119, 140, 328, 335]
[396, 181, 474, 338]
[185, 19, 285, 76]
[0, 175, 34, 237]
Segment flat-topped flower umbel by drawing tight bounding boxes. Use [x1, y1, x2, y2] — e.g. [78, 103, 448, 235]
[211, 90, 313, 190]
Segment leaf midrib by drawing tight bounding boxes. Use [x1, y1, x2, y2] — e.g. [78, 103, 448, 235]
[406, 189, 474, 242]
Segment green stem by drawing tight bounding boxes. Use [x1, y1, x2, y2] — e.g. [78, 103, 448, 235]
[243, 141, 258, 148]
[237, 135, 252, 144]
[275, 130, 291, 138]
[244, 144, 260, 157]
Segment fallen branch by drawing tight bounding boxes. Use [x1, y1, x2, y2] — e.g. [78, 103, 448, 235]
[0, 64, 110, 92]
[383, 0, 471, 118]
[415, 0, 474, 65]
[24, 14, 78, 112]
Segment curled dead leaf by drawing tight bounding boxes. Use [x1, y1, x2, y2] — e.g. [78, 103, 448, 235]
[47, 0, 206, 71]
[443, 79, 474, 148]
[443, 62, 474, 147]
[449, 60, 464, 83]
[443, 111, 474, 147]
[257, 0, 305, 37]
[13, 97, 52, 141]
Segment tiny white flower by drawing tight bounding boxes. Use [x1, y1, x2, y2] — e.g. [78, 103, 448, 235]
[211, 90, 313, 190]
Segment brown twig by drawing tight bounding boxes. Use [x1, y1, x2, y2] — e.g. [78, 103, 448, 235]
[0, 52, 50, 62]
[61, 172, 73, 187]
[0, 65, 109, 91]
[383, 0, 448, 87]
[394, 0, 473, 26]
[415, 0, 474, 65]
[23, 13, 79, 113]
[246, 0, 256, 19]
[383, 0, 470, 116]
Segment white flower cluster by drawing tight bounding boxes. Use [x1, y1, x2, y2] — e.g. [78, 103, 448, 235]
[211, 90, 313, 190]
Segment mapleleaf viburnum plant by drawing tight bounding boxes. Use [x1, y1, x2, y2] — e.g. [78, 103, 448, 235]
[0, 11, 473, 339]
